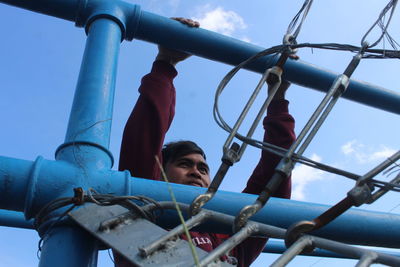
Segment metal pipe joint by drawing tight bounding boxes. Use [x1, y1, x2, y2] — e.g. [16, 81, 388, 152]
[75, 0, 141, 41]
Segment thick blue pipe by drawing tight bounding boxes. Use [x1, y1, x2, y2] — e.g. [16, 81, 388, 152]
[38, 226, 98, 267]
[131, 179, 400, 248]
[41, 18, 121, 267]
[265, 240, 350, 258]
[2, 210, 400, 260]
[3, 210, 400, 260]
[1, 209, 399, 261]
[1, 156, 400, 248]
[1, 0, 400, 114]
[0, 210, 34, 229]
[136, 11, 400, 115]
[264, 240, 400, 259]
[55, 17, 121, 169]
[0, 0, 79, 21]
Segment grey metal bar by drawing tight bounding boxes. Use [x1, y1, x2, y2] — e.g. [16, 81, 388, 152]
[355, 252, 378, 267]
[198, 222, 259, 267]
[270, 236, 314, 267]
[312, 236, 400, 266]
[236, 67, 283, 159]
[358, 150, 400, 185]
[139, 210, 211, 257]
[222, 68, 270, 151]
[368, 172, 400, 203]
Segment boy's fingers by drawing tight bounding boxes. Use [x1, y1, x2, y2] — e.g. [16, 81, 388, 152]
[171, 17, 200, 28]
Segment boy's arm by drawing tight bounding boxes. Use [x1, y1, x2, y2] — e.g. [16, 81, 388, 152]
[243, 80, 295, 197]
[235, 81, 296, 266]
[118, 17, 199, 179]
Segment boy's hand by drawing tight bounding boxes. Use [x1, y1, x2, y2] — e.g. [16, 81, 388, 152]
[270, 80, 291, 100]
[156, 18, 200, 66]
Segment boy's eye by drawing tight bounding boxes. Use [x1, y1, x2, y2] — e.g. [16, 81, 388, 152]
[199, 167, 208, 174]
[178, 161, 190, 167]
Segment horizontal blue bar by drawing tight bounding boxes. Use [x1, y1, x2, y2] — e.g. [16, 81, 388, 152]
[0, 210, 34, 229]
[0, 156, 398, 248]
[1, 155, 400, 248]
[264, 240, 400, 259]
[0, 0, 79, 21]
[131, 178, 400, 248]
[135, 11, 400, 115]
[3, 210, 399, 260]
[1, 0, 400, 114]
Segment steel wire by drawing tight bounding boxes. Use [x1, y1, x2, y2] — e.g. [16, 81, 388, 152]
[361, 0, 399, 48]
[213, 42, 400, 195]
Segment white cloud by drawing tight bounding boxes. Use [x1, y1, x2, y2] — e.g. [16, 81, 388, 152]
[291, 154, 325, 201]
[192, 6, 248, 38]
[341, 140, 397, 164]
[370, 147, 397, 161]
[341, 140, 357, 155]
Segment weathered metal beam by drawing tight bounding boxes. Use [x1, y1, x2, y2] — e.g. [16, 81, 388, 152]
[1, 0, 400, 114]
[1, 155, 400, 248]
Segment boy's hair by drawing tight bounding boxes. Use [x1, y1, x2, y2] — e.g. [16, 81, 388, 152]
[161, 140, 206, 168]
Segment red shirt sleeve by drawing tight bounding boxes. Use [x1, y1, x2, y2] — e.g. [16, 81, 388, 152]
[235, 99, 296, 267]
[118, 61, 177, 179]
[242, 99, 295, 198]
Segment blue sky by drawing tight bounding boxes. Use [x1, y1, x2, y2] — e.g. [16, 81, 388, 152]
[0, 0, 399, 266]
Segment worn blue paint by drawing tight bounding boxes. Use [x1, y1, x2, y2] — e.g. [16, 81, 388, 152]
[1, 155, 400, 249]
[48, 17, 121, 266]
[0, 210, 33, 229]
[3, 209, 400, 260]
[1, 15, 121, 266]
[264, 240, 400, 259]
[38, 226, 99, 267]
[0, 0, 79, 21]
[0, 0, 400, 265]
[55, 17, 121, 169]
[1, 0, 400, 114]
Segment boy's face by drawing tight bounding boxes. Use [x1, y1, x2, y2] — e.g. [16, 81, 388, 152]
[165, 153, 211, 188]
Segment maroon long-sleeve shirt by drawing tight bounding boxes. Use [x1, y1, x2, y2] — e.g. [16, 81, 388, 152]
[117, 61, 295, 266]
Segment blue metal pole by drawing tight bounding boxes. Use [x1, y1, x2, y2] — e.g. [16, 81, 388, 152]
[135, 11, 400, 115]
[0, 0, 79, 21]
[264, 240, 400, 259]
[2, 208, 400, 260]
[38, 225, 99, 267]
[0, 210, 34, 229]
[1, 156, 400, 248]
[55, 17, 121, 169]
[1, 0, 400, 115]
[129, 179, 400, 248]
[38, 17, 122, 267]
[2, 209, 400, 261]
[0, 156, 35, 212]
[264, 240, 348, 258]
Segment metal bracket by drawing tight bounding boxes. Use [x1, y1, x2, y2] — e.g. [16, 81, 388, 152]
[69, 203, 231, 266]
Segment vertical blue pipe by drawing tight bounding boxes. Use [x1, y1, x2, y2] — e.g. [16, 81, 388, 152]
[39, 18, 122, 267]
[38, 226, 98, 267]
[55, 18, 121, 169]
